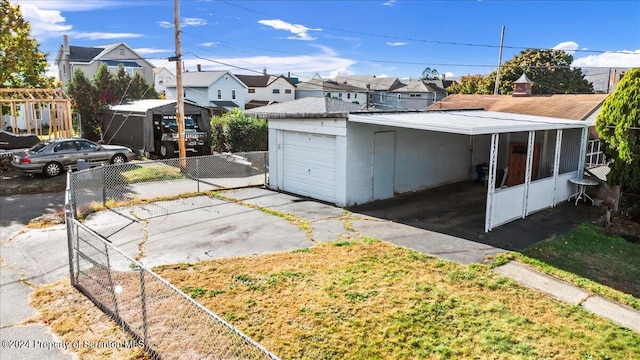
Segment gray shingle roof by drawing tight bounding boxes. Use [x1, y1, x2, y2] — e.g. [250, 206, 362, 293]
[68, 46, 104, 62]
[334, 75, 403, 91]
[245, 97, 365, 118]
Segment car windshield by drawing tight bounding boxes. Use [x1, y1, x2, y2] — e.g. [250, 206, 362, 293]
[29, 141, 50, 153]
[162, 117, 196, 128]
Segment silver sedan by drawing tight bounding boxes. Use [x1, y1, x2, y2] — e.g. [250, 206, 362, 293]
[12, 138, 137, 177]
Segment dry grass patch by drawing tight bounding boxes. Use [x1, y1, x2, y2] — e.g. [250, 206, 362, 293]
[28, 280, 148, 360]
[152, 240, 639, 359]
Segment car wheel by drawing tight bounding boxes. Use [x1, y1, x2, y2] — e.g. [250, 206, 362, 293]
[159, 142, 174, 159]
[111, 154, 128, 164]
[44, 162, 63, 177]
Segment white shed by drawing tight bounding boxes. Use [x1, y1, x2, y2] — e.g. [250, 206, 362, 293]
[247, 98, 590, 231]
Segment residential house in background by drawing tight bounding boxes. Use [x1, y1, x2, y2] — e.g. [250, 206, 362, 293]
[164, 69, 247, 111]
[296, 78, 368, 105]
[153, 67, 175, 98]
[389, 79, 448, 110]
[334, 75, 405, 110]
[55, 35, 155, 90]
[235, 72, 297, 109]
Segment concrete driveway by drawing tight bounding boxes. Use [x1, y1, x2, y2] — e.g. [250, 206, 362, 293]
[3, 186, 632, 359]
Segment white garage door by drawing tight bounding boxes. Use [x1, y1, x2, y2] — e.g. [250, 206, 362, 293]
[283, 131, 336, 203]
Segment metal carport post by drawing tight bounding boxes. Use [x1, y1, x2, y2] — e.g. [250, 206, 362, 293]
[484, 133, 499, 232]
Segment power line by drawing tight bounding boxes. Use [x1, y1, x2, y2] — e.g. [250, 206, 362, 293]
[218, 0, 638, 56]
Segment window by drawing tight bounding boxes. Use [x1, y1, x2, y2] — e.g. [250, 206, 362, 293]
[248, 89, 256, 93]
[380, 92, 386, 102]
[410, 93, 421, 98]
[326, 93, 331, 98]
[397, 94, 402, 99]
[272, 89, 280, 94]
[354, 93, 357, 99]
[54, 141, 77, 152]
[119, 48, 125, 56]
[217, 89, 222, 99]
[166, 77, 171, 82]
[77, 140, 98, 151]
[347, 93, 351, 99]
[232, 90, 236, 100]
[338, 93, 343, 99]
[158, 76, 163, 84]
[285, 89, 292, 94]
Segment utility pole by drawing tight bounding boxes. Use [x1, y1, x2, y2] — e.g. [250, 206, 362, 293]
[174, 0, 187, 166]
[493, 26, 505, 95]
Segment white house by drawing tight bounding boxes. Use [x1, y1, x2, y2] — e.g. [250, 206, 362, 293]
[235, 73, 296, 108]
[295, 78, 369, 106]
[55, 35, 155, 89]
[248, 98, 591, 231]
[165, 70, 247, 110]
[153, 67, 175, 97]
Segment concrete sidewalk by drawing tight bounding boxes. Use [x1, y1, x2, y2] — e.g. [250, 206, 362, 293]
[495, 262, 640, 333]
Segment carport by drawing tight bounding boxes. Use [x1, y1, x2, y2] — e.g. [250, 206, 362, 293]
[348, 111, 589, 231]
[261, 103, 590, 231]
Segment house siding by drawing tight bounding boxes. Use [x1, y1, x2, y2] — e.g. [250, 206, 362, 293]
[246, 78, 295, 104]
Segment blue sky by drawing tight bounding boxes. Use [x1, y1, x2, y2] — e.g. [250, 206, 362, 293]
[13, 0, 640, 80]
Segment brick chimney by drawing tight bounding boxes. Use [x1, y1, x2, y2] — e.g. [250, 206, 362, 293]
[512, 73, 533, 97]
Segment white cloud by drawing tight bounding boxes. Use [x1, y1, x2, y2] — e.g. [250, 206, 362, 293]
[73, 32, 142, 40]
[201, 42, 220, 47]
[308, 44, 338, 57]
[134, 48, 173, 55]
[329, 67, 352, 78]
[151, 54, 356, 78]
[553, 41, 579, 55]
[443, 71, 455, 79]
[573, 50, 640, 68]
[183, 18, 207, 27]
[376, 74, 389, 78]
[386, 42, 407, 47]
[15, 0, 120, 12]
[258, 19, 322, 41]
[158, 21, 173, 28]
[383, 0, 397, 6]
[17, 3, 72, 40]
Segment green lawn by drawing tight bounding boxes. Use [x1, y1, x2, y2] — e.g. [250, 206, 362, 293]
[517, 223, 640, 306]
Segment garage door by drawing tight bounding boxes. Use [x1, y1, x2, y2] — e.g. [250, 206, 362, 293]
[283, 131, 336, 203]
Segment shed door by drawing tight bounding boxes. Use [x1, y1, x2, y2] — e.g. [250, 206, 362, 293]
[373, 131, 395, 200]
[282, 131, 336, 203]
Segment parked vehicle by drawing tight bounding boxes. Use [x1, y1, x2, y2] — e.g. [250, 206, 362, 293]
[11, 138, 136, 177]
[154, 115, 209, 158]
[100, 100, 212, 159]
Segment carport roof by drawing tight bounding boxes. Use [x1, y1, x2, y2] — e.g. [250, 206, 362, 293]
[348, 110, 590, 135]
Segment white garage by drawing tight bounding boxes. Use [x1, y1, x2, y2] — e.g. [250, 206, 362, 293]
[282, 131, 337, 203]
[247, 97, 590, 231]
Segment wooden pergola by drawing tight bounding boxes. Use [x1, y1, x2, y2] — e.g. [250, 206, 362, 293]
[0, 88, 74, 138]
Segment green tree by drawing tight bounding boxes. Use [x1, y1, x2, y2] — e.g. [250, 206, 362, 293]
[596, 68, 640, 192]
[67, 69, 100, 140]
[210, 108, 268, 152]
[94, 64, 116, 105]
[0, 0, 55, 88]
[129, 72, 158, 100]
[446, 75, 484, 94]
[484, 49, 594, 95]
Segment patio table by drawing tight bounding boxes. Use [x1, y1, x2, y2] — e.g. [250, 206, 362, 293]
[568, 178, 599, 205]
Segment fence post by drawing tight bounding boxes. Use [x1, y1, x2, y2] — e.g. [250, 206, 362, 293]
[196, 157, 200, 193]
[139, 268, 149, 346]
[65, 173, 76, 285]
[102, 165, 107, 207]
[264, 152, 267, 186]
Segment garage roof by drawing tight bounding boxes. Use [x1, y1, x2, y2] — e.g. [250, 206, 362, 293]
[348, 110, 590, 135]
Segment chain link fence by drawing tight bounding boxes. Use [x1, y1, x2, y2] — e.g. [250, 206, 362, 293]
[65, 152, 280, 359]
[70, 152, 267, 220]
